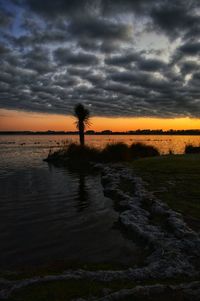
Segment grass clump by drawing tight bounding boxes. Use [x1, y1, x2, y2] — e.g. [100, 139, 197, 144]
[66, 143, 100, 162]
[101, 142, 130, 162]
[130, 143, 160, 158]
[45, 142, 160, 165]
[185, 144, 200, 154]
[45, 143, 101, 171]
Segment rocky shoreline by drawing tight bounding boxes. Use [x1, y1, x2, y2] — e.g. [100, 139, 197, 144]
[101, 164, 200, 280]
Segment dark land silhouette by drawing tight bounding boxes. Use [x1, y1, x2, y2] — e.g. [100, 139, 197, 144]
[1, 129, 200, 135]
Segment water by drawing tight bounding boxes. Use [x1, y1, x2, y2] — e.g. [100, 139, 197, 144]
[0, 135, 140, 270]
[0, 167, 142, 269]
[0, 134, 199, 270]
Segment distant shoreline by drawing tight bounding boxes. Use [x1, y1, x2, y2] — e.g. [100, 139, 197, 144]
[0, 130, 200, 136]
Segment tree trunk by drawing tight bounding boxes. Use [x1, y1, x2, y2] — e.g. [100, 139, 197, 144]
[79, 121, 84, 146]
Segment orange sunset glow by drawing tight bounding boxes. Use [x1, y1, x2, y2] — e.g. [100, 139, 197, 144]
[1, 109, 200, 132]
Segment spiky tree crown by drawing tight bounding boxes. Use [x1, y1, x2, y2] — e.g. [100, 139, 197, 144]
[74, 104, 90, 128]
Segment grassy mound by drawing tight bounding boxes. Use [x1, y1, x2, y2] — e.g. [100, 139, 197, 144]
[101, 142, 131, 162]
[130, 142, 160, 158]
[45, 142, 160, 164]
[67, 143, 101, 161]
[185, 144, 200, 154]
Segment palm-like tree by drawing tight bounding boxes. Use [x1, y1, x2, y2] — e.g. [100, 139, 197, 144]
[74, 104, 90, 146]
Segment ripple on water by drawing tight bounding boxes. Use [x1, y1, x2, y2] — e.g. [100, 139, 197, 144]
[0, 161, 145, 269]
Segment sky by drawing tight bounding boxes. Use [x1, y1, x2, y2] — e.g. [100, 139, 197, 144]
[0, 0, 200, 131]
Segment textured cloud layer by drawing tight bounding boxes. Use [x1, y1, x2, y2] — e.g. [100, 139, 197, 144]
[0, 0, 199, 117]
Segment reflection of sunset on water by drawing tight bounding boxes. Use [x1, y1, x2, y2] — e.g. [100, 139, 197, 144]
[1, 134, 200, 156]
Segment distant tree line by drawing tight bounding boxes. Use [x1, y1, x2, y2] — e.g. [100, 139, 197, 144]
[1, 129, 200, 135]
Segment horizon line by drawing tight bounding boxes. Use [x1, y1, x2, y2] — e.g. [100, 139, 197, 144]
[1, 129, 200, 135]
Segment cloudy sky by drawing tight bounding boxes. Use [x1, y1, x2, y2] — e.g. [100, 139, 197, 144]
[0, 0, 200, 130]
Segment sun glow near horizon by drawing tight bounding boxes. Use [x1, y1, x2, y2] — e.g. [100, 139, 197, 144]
[0, 109, 200, 132]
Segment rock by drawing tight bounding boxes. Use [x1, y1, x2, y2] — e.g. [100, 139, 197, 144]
[100, 164, 200, 280]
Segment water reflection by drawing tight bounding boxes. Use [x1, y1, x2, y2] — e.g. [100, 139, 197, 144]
[76, 174, 90, 212]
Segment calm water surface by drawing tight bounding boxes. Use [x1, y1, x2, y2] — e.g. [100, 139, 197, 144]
[0, 135, 199, 269]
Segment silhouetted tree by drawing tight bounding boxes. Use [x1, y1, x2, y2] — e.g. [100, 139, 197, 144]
[74, 104, 90, 146]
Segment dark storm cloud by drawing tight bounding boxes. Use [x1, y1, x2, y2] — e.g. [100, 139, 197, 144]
[178, 42, 200, 56]
[109, 71, 171, 92]
[150, 4, 199, 39]
[192, 72, 200, 81]
[137, 58, 167, 72]
[68, 18, 132, 41]
[0, 43, 10, 55]
[54, 48, 99, 66]
[0, 0, 199, 118]
[105, 53, 167, 72]
[11, 29, 68, 47]
[23, 47, 55, 74]
[78, 39, 100, 52]
[179, 61, 199, 76]
[78, 39, 126, 54]
[0, 7, 14, 28]
[100, 40, 121, 53]
[0, 71, 13, 84]
[12, 0, 157, 19]
[172, 41, 200, 64]
[105, 53, 140, 66]
[13, 0, 92, 18]
[67, 67, 91, 77]
[108, 0, 200, 41]
[13, 0, 200, 38]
